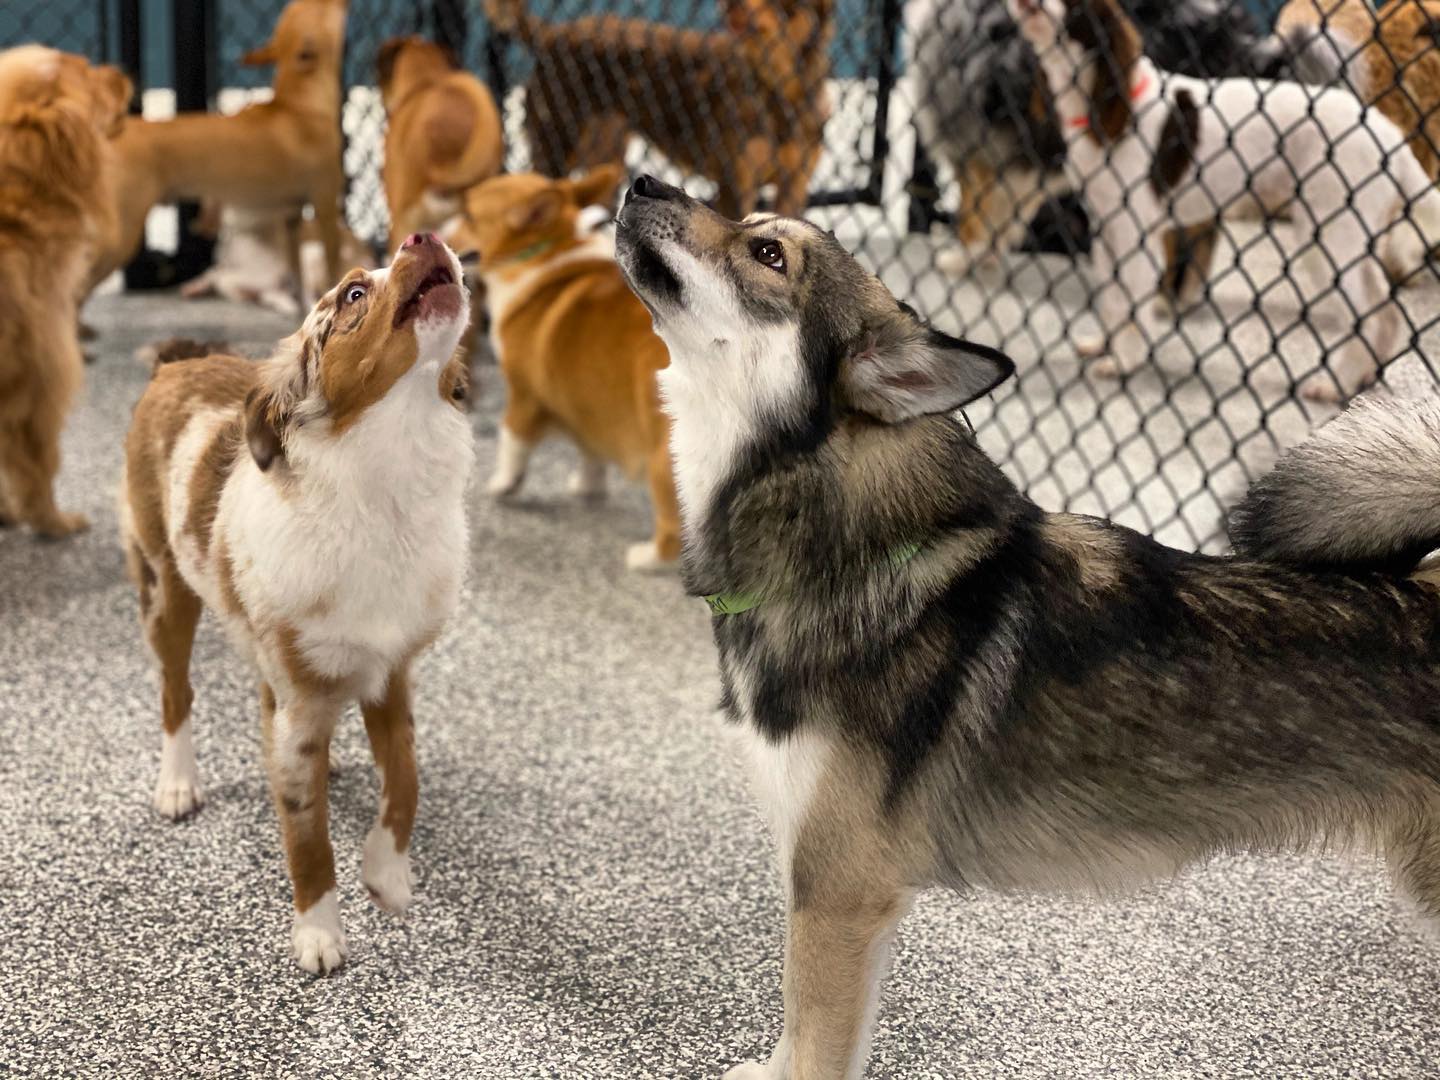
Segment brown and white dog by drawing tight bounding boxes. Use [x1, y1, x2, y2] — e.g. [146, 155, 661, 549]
[1012, 0, 1440, 400]
[453, 165, 680, 571]
[121, 232, 472, 974]
[0, 45, 130, 537]
[377, 36, 504, 243]
[1276, 0, 1440, 181]
[90, 0, 349, 296]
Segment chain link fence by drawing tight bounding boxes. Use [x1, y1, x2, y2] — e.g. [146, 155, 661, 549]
[7, 0, 1440, 552]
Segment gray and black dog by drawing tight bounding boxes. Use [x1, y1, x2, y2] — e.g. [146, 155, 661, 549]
[615, 174, 1440, 1080]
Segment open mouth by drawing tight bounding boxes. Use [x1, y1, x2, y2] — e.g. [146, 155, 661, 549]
[393, 263, 459, 328]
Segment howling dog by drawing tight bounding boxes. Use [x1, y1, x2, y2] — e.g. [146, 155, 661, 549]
[121, 232, 472, 974]
[1011, 0, 1440, 401]
[615, 175, 1440, 1078]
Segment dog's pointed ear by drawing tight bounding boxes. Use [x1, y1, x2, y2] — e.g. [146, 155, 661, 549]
[841, 316, 1014, 423]
[244, 387, 286, 472]
[564, 163, 623, 210]
[376, 37, 407, 87]
[241, 40, 279, 66]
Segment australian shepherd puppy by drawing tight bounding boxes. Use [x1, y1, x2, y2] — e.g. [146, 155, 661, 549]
[120, 232, 472, 974]
[1012, 0, 1440, 401]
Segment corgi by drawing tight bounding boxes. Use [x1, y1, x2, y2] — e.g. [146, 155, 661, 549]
[453, 165, 680, 572]
[120, 232, 472, 973]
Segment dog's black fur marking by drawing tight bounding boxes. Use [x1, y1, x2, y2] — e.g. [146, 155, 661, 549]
[1151, 89, 1202, 195]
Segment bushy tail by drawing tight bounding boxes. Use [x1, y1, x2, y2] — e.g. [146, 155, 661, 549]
[1230, 396, 1440, 572]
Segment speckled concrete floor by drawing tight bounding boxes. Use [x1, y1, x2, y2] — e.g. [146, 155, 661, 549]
[5, 286, 1440, 1079]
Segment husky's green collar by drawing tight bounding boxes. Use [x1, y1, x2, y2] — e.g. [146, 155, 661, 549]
[493, 238, 557, 266]
[703, 541, 925, 617]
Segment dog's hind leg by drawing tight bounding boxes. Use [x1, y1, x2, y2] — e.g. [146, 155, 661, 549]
[142, 556, 205, 819]
[1386, 799, 1440, 940]
[487, 396, 547, 498]
[263, 681, 347, 974]
[1299, 214, 1394, 402]
[1088, 204, 1169, 380]
[0, 341, 87, 537]
[361, 663, 417, 915]
[628, 444, 681, 573]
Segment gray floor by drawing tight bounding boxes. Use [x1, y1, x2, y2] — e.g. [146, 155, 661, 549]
[6, 286, 1440, 1079]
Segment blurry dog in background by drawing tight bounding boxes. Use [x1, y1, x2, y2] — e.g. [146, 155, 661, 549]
[121, 232, 473, 973]
[1274, 0, 1440, 181]
[909, 0, 1282, 283]
[0, 45, 130, 537]
[453, 166, 680, 571]
[487, 0, 833, 218]
[378, 36, 505, 243]
[1014, 0, 1440, 400]
[90, 0, 349, 298]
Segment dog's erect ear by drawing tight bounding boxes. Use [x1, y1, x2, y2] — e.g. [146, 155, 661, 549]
[841, 318, 1015, 423]
[243, 387, 286, 472]
[505, 189, 562, 233]
[376, 37, 407, 87]
[241, 40, 279, 66]
[564, 164, 624, 210]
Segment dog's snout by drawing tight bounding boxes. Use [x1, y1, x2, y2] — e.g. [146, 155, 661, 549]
[401, 232, 436, 250]
[625, 174, 684, 206]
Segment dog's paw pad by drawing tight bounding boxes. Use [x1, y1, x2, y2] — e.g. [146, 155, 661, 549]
[361, 827, 413, 914]
[152, 779, 203, 820]
[292, 923, 348, 975]
[722, 1063, 773, 1080]
[626, 542, 678, 574]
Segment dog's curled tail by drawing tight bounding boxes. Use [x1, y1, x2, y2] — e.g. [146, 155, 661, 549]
[484, 0, 534, 41]
[1230, 395, 1440, 573]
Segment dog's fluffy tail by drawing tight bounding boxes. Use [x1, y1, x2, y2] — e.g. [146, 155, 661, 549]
[1230, 396, 1440, 572]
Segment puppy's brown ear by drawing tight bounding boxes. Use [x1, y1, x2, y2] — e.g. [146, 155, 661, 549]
[565, 163, 624, 210]
[244, 387, 286, 472]
[376, 37, 407, 87]
[505, 189, 562, 232]
[841, 315, 1015, 423]
[241, 41, 279, 67]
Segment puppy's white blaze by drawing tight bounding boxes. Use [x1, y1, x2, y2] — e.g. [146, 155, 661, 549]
[153, 721, 203, 818]
[291, 888, 347, 974]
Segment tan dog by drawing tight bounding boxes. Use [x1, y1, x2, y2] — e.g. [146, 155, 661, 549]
[453, 166, 680, 571]
[0, 45, 130, 537]
[1276, 0, 1440, 181]
[90, 0, 348, 295]
[377, 36, 504, 242]
[121, 232, 473, 973]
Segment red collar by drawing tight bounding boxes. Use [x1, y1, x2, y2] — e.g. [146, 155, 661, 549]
[1066, 72, 1153, 130]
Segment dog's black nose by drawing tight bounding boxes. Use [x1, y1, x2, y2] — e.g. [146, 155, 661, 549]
[626, 174, 677, 205]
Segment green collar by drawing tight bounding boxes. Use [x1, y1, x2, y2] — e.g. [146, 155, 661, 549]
[494, 238, 557, 267]
[703, 541, 925, 617]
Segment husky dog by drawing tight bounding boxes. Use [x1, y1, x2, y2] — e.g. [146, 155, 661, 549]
[615, 174, 1440, 1079]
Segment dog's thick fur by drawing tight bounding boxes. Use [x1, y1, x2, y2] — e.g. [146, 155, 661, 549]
[908, 0, 1281, 278]
[1013, 0, 1440, 401]
[120, 233, 472, 973]
[1276, 0, 1440, 182]
[616, 175, 1440, 1079]
[486, 0, 832, 218]
[453, 165, 680, 571]
[377, 36, 504, 242]
[90, 0, 349, 295]
[0, 45, 130, 537]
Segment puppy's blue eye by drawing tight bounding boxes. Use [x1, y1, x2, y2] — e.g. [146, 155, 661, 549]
[344, 283, 367, 304]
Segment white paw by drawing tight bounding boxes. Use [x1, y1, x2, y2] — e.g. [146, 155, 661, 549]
[291, 890, 348, 975]
[626, 541, 679, 573]
[1072, 329, 1107, 358]
[723, 1063, 774, 1080]
[361, 825, 413, 914]
[936, 244, 995, 278]
[567, 464, 607, 498]
[153, 725, 202, 820]
[1298, 371, 1344, 403]
[1088, 356, 1129, 380]
[153, 777, 204, 820]
[486, 470, 523, 498]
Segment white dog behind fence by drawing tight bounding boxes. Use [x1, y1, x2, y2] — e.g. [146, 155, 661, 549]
[1012, 0, 1440, 402]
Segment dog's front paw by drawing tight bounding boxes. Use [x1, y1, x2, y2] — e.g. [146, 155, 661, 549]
[936, 244, 996, 278]
[361, 826, 413, 914]
[1071, 329, 1107, 359]
[626, 541, 679, 574]
[722, 1063, 775, 1080]
[292, 892, 347, 975]
[153, 777, 203, 820]
[567, 463, 608, 499]
[485, 471, 523, 499]
[1298, 371, 1346, 403]
[35, 511, 91, 539]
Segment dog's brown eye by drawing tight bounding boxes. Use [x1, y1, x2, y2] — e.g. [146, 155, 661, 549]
[343, 282, 367, 305]
[751, 239, 786, 273]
